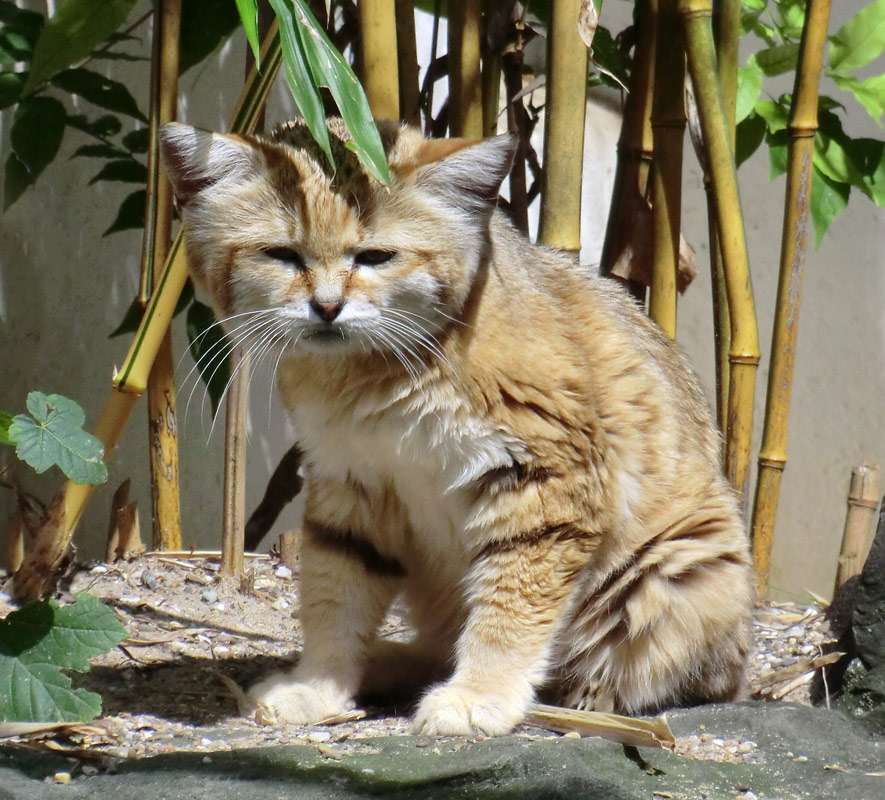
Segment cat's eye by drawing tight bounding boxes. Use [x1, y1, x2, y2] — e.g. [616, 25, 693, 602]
[262, 246, 306, 269]
[354, 249, 396, 267]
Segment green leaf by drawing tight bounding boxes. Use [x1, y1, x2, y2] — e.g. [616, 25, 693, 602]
[0, 594, 126, 723]
[767, 129, 789, 180]
[0, 71, 26, 109]
[187, 300, 231, 416]
[235, 0, 261, 68]
[7, 392, 107, 485]
[0, 411, 13, 446]
[754, 97, 790, 133]
[50, 68, 147, 122]
[755, 42, 799, 76]
[736, 59, 763, 124]
[290, 0, 390, 184]
[104, 189, 145, 235]
[0, 1, 44, 34]
[829, 72, 885, 125]
[4, 96, 66, 207]
[829, 0, 885, 75]
[88, 158, 146, 185]
[22, 0, 140, 92]
[0, 27, 33, 64]
[179, 0, 241, 74]
[810, 164, 850, 247]
[67, 113, 122, 137]
[735, 111, 767, 168]
[267, 0, 333, 169]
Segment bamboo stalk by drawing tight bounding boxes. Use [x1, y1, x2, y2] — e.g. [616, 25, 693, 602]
[448, 0, 483, 137]
[538, 0, 589, 254]
[648, 0, 685, 338]
[145, 0, 183, 551]
[221, 347, 249, 577]
[599, 0, 656, 301]
[395, 0, 421, 125]
[359, 0, 399, 119]
[834, 464, 880, 590]
[750, 0, 832, 588]
[679, 0, 758, 506]
[10, 26, 283, 602]
[708, 0, 740, 432]
[482, 0, 514, 138]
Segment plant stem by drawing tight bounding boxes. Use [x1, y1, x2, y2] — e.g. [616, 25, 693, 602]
[448, 0, 483, 137]
[648, 0, 685, 338]
[750, 0, 832, 591]
[395, 0, 421, 125]
[538, 0, 588, 255]
[359, 0, 400, 119]
[679, 0, 759, 507]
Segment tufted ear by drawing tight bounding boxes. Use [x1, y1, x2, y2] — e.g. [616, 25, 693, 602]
[416, 134, 517, 210]
[159, 122, 260, 206]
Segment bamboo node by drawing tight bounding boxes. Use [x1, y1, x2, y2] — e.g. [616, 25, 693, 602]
[758, 456, 787, 471]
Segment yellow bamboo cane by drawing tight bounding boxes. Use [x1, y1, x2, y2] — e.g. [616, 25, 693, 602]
[648, 0, 685, 338]
[448, 0, 483, 137]
[359, 0, 400, 120]
[751, 0, 833, 592]
[679, 0, 759, 506]
[538, 0, 588, 255]
[144, 0, 183, 551]
[11, 26, 283, 601]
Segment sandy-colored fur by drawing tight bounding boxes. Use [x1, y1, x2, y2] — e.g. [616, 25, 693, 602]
[161, 119, 753, 736]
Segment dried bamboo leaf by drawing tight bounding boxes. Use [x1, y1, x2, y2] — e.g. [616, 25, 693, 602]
[525, 703, 675, 749]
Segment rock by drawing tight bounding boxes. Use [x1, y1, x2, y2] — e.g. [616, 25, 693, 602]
[141, 571, 160, 591]
[853, 499, 885, 669]
[201, 589, 218, 604]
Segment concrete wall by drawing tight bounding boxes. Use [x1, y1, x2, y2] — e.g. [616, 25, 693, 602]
[1, 1, 882, 601]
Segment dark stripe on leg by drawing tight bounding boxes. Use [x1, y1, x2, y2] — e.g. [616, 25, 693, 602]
[305, 521, 406, 577]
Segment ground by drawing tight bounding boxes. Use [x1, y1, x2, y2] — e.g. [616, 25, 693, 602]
[0, 550, 840, 772]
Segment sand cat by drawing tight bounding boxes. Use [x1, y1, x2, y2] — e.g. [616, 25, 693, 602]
[160, 118, 752, 736]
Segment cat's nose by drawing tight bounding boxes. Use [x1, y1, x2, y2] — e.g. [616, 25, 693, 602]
[310, 298, 344, 322]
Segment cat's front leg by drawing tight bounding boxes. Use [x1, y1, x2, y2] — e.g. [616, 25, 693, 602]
[412, 526, 592, 736]
[249, 521, 401, 725]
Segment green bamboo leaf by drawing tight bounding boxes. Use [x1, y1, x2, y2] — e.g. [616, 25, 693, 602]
[235, 0, 261, 68]
[103, 189, 146, 235]
[829, 0, 885, 75]
[4, 95, 66, 208]
[187, 300, 231, 416]
[829, 72, 885, 125]
[0, 71, 26, 109]
[291, 0, 390, 185]
[736, 59, 763, 124]
[766, 129, 788, 180]
[179, 0, 241, 74]
[8, 392, 107, 485]
[810, 164, 850, 248]
[50, 68, 147, 122]
[735, 112, 767, 168]
[0, 594, 126, 723]
[0, 411, 13, 446]
[755, 42, 799, 76]
[266, 0, 333, 168]
[88, 158, 147, 185]
[754, 97, 790, 133]
[22, 0, 140, 92]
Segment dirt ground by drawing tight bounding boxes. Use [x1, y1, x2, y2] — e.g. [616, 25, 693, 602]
[0, 551, 839, 769]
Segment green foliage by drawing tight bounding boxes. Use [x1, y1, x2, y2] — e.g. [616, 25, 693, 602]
[5, 392, 107, 486]
[736, 0, 885, 245]
[4, 96, 66, 209]
[0, 411, 14, 446]
[0, 594, 126, 723]
[178, 0, 242, 74]
[235, 0, 262, 68]
[187, 300, 231, 416]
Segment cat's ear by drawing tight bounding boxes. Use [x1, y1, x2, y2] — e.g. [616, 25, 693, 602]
[416, 135, 517, 209]
[160, 122, 260, 206]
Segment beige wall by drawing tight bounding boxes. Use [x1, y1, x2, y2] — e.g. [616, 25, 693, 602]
[1, 1, 882, 601]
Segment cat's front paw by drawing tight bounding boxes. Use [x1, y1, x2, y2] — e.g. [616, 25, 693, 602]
[411, 683, 525, 737]
[248, 674, 353, 726]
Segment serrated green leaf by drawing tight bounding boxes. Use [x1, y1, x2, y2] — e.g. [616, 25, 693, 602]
[0, 594, 126, 723]
[0, 71, 26, 109]
[755, 42, 799, 76]
[51, 68, 147, 122]
[735, 111, 767, 168]
[0, 411, 13, 446]
[22, 0, 140, 92]
[179, 0, 241, 73]
[810, 163, 850, 247]
[290, 0, 389, 184]
[235, 0, 261, 68]
[103, 188, 145, 235]
[88, 158, 147, 185]
[9, 95, 66, 181]
[829, 0, 885, 75]
[187, 300, 231, 416]
[830, 72, 885, 125]
[736, 59, 763, 124]
[8, 392, 107, 485]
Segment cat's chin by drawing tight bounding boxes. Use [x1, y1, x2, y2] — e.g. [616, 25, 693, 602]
[298, 328, 361, 355]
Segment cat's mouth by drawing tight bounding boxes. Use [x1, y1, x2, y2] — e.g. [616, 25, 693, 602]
[302, 324, 350, 346]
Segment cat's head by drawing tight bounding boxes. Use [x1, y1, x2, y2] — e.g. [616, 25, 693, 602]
[160, 118, 515, 361]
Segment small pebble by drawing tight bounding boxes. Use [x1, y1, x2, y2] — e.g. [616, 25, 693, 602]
[53, 772, 72, 784]
[90, 565, 109, 574]
[307, 730, 332, 743]
[141, 571, 160, 590]
[201, 589, 218, 604]
[215, 602, 227, 612]
[202, 756, 212, 764]
[81, 765, 98, 776]
[274, 565, 293, 580]
[793, 755, 808, 762]
[562, 731, 581, 739]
